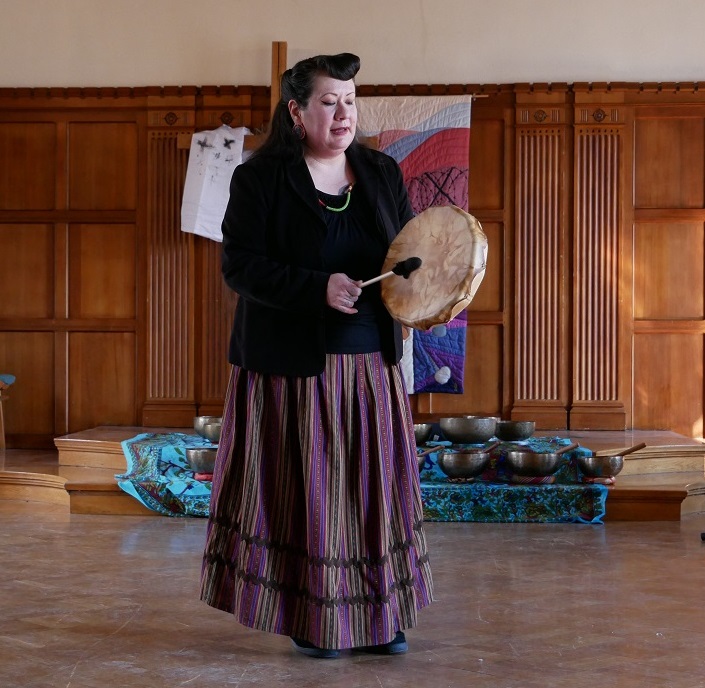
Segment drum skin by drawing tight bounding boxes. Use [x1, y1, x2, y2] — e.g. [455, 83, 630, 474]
[381, 205, 488, 330]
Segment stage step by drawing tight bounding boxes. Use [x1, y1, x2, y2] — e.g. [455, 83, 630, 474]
[0, 470, 69, 508]
[2, 427, 705, 521]
[65, 477, 157, 516]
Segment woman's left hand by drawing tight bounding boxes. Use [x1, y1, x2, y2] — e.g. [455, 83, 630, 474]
[327, 273, 362, 313]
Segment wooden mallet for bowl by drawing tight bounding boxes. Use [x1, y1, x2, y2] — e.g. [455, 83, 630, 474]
[360, 257, 422, 287]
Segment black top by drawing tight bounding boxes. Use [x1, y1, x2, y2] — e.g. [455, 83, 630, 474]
[319, 187, 391, 354]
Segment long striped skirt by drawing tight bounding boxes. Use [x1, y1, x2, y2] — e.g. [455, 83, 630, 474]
[200, 352, 434, 650]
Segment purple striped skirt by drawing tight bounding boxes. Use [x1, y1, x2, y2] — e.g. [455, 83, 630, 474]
[200, 352, 434, 650]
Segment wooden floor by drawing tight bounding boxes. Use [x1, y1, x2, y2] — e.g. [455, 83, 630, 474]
[1, 429, 705, 685]
[0, 426, 704, 520]
[1, 498, 704, 687]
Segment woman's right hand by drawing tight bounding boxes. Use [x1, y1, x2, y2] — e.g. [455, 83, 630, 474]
[327, 273, 362, 314]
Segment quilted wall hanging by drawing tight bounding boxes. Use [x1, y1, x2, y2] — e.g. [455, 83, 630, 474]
[356, 95, 474, 394]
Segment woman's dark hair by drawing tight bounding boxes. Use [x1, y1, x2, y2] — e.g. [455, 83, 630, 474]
[253, 52, 361, 160]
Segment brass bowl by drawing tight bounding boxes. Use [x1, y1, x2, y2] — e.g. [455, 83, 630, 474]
[194, 415, 222, 438]
[414, 423, 434, 445]
[577, 454, 624, 478]
[495, 420, 535, 442]
[505, 450, 563, 477]
[439, 416, 498, 444]
[202, 422, 222, 444]
[185, 447, 217, 473]
[437, 449, 492, 480]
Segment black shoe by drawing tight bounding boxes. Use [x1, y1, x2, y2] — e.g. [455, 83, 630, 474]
[291, 637, 341, 659]
[354, 631, 408, 655]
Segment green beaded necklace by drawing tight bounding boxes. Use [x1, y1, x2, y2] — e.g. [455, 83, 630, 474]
[318, 183, 354, 212]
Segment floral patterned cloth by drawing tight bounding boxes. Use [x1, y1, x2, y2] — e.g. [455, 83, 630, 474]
[116, 433, 213, 517]
[418, 437, 608, 524]
[116, 433, 608, 523]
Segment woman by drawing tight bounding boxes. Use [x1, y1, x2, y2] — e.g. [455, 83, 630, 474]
[200, 52, 434, 659]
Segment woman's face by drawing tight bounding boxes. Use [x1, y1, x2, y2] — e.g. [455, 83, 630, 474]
[290, 75, 357, 158]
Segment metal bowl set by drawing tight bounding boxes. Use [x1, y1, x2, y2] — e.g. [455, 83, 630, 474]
[436, 448, 493, 480]
[194, 415, 222, 444]
[414, 423, 434, 445]
[504, 450, 562, 476]
[188, 415, 222, 473]
[495, 420, 535, 442]
[576, 454, 625, 478]
[439, 416, 498, 444]
[185, 447, 217, 474]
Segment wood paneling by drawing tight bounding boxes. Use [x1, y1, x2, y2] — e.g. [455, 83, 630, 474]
[458, 324, 502, 415]
[68, 122, 138, 210]
[634, 222, 704, 320]
[571, 123, 626, 429]
[68, 224, 136, 319]
[469, 221, 503, 313]
[0, 332, 54, 435]
[196, 236, 235, 413]
[469, 118, 505, 210]
[634, 333, 703, 437]
[68, 332, 136, 432]
[0, 224, 54, 318]
[143, 128, 195, 424]
[5, 84, 705, 443]
[0, 123, 56, 210]
[513, 121, 569, 427]
[634, 118, 705, 209]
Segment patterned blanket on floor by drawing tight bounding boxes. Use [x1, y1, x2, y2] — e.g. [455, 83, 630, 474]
[356, 95, 474, 394]
[116, 433, 213, 517]
[116, 433, 608, 523]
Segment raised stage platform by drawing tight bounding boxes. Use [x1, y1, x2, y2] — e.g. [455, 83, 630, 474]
[1, 427, 704, 521]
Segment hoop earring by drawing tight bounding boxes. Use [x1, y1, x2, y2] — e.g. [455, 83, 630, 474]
[292, 123, 306, 140]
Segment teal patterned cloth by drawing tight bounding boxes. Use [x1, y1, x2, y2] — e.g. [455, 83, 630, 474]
[116, 433, 607, 523]
[419, 436, 608, 524]
[116, 432, 213, 517]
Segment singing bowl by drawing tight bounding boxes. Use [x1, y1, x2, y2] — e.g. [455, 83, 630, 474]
[437, 449, 492, 480]
[439, 416, 498, 444]
[185, 447, 217, 474]
[577, 454, 625, 478]
[194, 415, 222, 438]
[202, 422, 222, 444]
[504, 450, 563, 477]
[495, 420, 535, 442]
[414, 423, 434, 445]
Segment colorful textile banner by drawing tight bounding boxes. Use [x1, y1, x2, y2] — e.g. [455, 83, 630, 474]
[356, 96, 473, 393]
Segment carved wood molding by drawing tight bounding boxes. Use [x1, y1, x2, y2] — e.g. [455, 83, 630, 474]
[145, 130, 194, 407]
[514, 125, 568, 411]
[573, 126, 623, 407]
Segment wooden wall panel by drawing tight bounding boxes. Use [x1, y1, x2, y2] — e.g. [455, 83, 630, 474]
[634, 222, 704, 320]
[469, 118, 505, 210]
[68, 224, 136, 319]
[68, 122, 138, 210]
[634, 118, 704, 209]
[469, 221, 503, 313]
[196, 236, 235, 415]
[0, 332, 54, 436]
[513, 121, 569, 428]
[571, 123, 626, 429]
[0, 224, 54, 318]
[68, 332, 136, 432]
[143, 128, 195, 424]
[6, 84, 705, 443]
[633, 333, 703, 436]
[0, 123, 56, 210]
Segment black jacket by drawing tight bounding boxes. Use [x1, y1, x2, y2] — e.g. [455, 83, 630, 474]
[221, 143, 414, 376]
